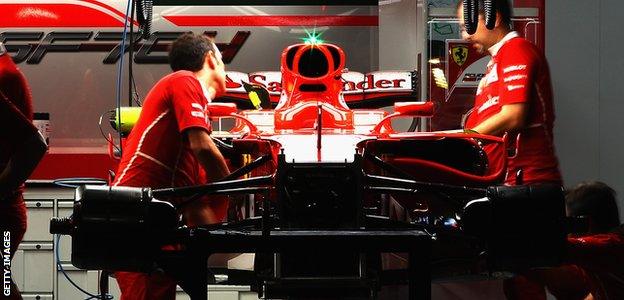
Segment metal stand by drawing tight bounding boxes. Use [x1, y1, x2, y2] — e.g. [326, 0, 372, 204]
[159, 229, 431, 300]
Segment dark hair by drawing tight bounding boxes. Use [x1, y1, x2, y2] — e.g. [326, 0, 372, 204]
[168, 32, 217, 72]
[457, 0, 513, 28]
[566, 181, 621, 233]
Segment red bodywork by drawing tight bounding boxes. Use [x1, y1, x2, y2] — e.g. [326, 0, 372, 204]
[213, 43, 508, 188]
[274, 44, 353, 130]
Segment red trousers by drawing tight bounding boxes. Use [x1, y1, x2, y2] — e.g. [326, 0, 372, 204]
[114, 197, 228, 299]
[115, 271, 177, 300]
[0, 194, 27, 300]
[503, 266, 592, 300]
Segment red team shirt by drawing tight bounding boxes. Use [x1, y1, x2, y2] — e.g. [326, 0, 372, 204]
[0, 53, 34, 190]
[465, 32, 562, 185]
[113, 71, 220, 300]
[0, 52, 35, 271]
[0, 54, 32, 120]
[113, 71, 213, 194]
[0, 52, 35, 196]
[0, 93, 34, 253]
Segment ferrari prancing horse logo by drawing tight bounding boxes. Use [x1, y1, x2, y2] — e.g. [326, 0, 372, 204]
[452, 45, 468, 66]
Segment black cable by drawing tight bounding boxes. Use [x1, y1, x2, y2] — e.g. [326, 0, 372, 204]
[131, 75, 142, 106]
[85, 294, 113, 300]
[128, 0, 135, 107]
[99, 110, 121, 154]
[55, 235, 113, 300]
[53, 180, 111, 299]
[115, 0, 133, 157]
[407, 117, 421, 132]
[128, 0, 143, 107]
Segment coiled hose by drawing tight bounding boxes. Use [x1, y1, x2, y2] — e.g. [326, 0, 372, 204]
[136, 0, 153, 40]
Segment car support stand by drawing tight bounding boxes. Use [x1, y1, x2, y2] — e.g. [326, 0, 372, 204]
[158, 228, 431, 300]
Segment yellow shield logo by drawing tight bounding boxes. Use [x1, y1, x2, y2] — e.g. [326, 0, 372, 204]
[451, 45, 469, 66]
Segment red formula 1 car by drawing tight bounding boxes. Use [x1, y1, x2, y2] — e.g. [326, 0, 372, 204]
[51, 42, 567, 300]
[213, 41, 507, 192]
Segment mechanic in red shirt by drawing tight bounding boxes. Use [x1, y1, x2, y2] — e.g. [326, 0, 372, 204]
[0, 42, 47, 300]
[457, 1, 562, 298]
[112, 33, 231, 300]
[459, 0, 562, 186]
[565, 227, 624, 300]
[563, 181, 624, 300]
[532, 181, 624, 300]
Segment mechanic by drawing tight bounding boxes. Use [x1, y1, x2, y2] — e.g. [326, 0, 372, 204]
[457, 1, 563, 298]
[527, 181, 624, 300]
[502, 181, 624, 300]
[112, 33, 231, 300]
[563, 181, 624, 299]
[458, 0, 562, 186]
[0, 42, 47, 300]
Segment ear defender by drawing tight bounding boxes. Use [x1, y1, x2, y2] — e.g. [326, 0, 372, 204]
[484, 0, 497, 30]
[463, 0, 479, 35]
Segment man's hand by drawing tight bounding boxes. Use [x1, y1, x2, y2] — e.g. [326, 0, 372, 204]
[471, 103, 527, 136]
[182, 195, 229, 227]
[0, 131, 47, 201]
[463, 128, 480, 134]
[184, 128, 230, 226]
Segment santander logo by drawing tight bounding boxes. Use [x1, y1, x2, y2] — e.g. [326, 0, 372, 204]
[223, 71, 414, 95]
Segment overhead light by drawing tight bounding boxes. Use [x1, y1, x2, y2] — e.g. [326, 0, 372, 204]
[428, 58, 441, 64]
[302, 27, 324, 45]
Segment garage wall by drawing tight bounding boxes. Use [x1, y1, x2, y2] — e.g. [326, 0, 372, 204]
[547, 0, 624, 221]
[379, 0, 421, 70]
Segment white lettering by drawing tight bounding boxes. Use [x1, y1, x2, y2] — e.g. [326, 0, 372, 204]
[190, 111, 204, 118]
[504, 75, 527, 82]
[478, 96, 499, 114]
[3, 269, 10, 296]
[2, 231, 10, 297]
[2, 231, 9, 267]
[507, 85, 525, 91]
[321, 73, 410, 93]
[2, 249, 8, 266]
[503, 65, 527, 73]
